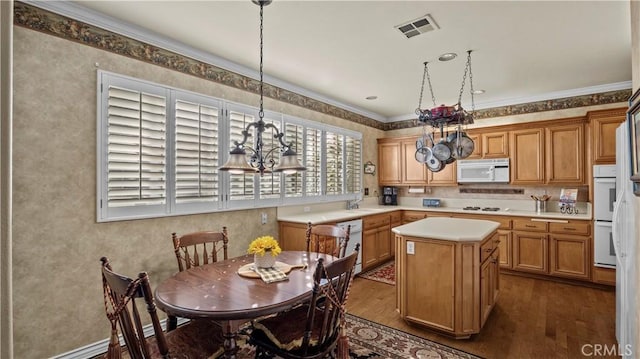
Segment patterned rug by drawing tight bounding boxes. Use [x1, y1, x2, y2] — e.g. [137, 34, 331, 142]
[110, 313, 480, 359]
[234, 314, 481, 359]
[358, 261, 395, 285]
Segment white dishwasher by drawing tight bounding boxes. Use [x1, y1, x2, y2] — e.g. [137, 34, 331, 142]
[337, 219, 363, 274]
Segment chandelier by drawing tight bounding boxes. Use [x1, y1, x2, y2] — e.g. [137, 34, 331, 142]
[414, 50, 476, 172]
[219, 0, 306, 176]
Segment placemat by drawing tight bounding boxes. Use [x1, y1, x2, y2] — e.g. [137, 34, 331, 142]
[237, 261, 293, 278]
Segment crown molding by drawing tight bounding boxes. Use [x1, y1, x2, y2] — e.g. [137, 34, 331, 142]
[24, 0, 387, 123]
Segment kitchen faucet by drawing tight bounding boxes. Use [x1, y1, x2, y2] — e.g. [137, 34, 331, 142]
[347, 198, 361, 210]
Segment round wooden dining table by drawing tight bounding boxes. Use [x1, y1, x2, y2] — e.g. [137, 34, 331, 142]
[154, 251, 337, 359]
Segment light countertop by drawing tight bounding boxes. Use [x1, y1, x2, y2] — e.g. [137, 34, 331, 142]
[276, 202, 591, 224]
[391, 217, 500, 242]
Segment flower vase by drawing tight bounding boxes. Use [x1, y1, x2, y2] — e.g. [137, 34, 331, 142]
[254, 253, 276, 269]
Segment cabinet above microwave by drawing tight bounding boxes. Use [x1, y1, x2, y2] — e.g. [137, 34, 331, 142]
[457, 158, 510, 183]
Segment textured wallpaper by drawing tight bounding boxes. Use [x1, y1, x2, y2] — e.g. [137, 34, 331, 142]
[11, 27, 383, 357]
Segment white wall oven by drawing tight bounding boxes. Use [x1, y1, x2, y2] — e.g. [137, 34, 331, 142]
[593, 165, 616, 268]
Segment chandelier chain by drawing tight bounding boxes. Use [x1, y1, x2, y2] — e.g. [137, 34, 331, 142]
[259, 2, 265, 120]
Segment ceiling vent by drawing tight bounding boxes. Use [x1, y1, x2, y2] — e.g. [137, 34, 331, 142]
[395, 14, 439, 39]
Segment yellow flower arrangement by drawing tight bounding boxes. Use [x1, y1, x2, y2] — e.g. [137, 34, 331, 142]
[248, 236, 282, 257]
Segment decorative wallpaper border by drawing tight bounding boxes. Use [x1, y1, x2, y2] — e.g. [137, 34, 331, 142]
[13, 2, 631, 132]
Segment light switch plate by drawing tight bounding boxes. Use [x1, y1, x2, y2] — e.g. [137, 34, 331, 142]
[407, 241, 415, 255]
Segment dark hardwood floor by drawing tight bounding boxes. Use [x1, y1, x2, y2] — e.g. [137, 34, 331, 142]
[347, 272, 617, 359]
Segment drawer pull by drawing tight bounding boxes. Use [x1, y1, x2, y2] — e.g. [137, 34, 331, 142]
[494, 239, 501, 244]
[525, 224, 537, 228]
[485, 248, 493, 252]
[563, 227, 576, 231]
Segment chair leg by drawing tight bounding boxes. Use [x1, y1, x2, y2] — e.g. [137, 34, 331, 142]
[166, 315, 178, 332]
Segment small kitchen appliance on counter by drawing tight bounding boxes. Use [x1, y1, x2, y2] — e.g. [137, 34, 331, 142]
[382, 186, 398, 205]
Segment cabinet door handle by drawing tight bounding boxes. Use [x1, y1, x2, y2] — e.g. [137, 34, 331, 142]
[494, 239, 501, 244]
[485, 248, 493, 252]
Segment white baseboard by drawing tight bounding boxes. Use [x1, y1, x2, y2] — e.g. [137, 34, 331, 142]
[51, 318, 190, 359]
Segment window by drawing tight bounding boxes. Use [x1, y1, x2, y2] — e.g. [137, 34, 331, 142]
[97, 71, 362, 221]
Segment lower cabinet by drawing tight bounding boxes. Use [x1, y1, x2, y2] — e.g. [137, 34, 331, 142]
[396, 231, 499, 338]
[362, 214, 391, 271]
[497, 230, 512, 269]
[390, 211, 402, 258]
[480, 249, 500, 327]
[549, 234, 590, 280]
[277, 221, 336, 254]
[510, 218, 592, 281]
[512, 231, 549, 274]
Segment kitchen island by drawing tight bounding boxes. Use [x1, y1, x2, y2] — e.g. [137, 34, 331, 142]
[393, 217, 500, 339]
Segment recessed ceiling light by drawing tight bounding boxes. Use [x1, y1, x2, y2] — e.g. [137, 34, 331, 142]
[365, 96, 378, 100]
[472, 89, 486, 94]
[438, 53, 457, 61]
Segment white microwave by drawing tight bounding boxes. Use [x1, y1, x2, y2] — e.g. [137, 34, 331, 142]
[457, 158, 510, 183]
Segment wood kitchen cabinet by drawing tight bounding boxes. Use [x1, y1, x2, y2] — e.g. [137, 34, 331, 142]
[378, 141, 402, 185]
[549, 234, 590, 280]
[512, 218, 549, 273]
[402, 210, 427, 223]
[278, 221, 338, 255]
[510, 128, 545, 184]
[378, 137, 426, 186]
[389, 211, 402, 258]
[546, 123, 585, 185]
[467, 133, 482, 159]
[401, 138, 428, 184]
[396, 229, 499, 338]
[482, 131, 509, 158]
[428, 161, 457, 185]
[588, 108, 626, 165]
[362, 214, 391, 270]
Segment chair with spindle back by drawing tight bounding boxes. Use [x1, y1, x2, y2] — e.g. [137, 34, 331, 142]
[305, 222, 351, 258]
[100, 257, 223, 359]
[167, 228, 229, 331]
[248, 244, 360, 359]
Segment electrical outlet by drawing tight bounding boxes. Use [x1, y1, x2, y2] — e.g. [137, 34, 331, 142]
[406, 241, 415, 255]
[303, 206, 311, 212]
[364, 188, 369, 195]
[261, 212, 268, 224]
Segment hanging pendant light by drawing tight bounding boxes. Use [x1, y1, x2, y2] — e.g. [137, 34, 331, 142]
[219, 0, 306, 176]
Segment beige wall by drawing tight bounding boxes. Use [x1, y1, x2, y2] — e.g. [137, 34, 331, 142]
[11, 27, 382, 357]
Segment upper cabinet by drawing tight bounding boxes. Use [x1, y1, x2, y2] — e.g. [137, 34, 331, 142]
[378, 140, 402, 185]
[377, 137, 456, 186]
[510, 128, 545, 184]
[588, 108, 626, 165]
[482, 132, 510, 158]
[546, 123, 585, 185]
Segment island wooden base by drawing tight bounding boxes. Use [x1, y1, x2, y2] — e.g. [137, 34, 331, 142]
[396, 231, 499, 339]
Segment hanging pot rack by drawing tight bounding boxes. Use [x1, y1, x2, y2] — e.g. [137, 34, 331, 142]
[414, 50, 477, 171]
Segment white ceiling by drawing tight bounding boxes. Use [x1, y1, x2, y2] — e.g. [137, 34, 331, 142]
[71, 0, 632, 122]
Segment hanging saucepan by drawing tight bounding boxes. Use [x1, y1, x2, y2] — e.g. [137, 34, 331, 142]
[447, 129, 475, 160]
[442, 128, 456, 164]
[426, 155, 444, 172]
[415, 135, 433, 164]
[432, 126, 453, 162]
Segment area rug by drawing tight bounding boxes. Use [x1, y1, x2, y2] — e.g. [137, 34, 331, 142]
[111, 313, 481, 359]
[358, 261, 395, 285]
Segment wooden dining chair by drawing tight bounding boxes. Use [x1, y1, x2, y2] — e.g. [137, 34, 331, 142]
[100, 257, 223, 359]
[168, 227, 229, 331]
[172, 228, 229, 272]
[305, 223, 351, 258]
[248, 244, 360, 359]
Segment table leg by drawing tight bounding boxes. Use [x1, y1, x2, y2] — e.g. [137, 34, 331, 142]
[220, 320, 240, 359]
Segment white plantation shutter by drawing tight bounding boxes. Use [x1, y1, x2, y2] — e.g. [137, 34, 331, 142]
[98, 71, 364, 221]
[106, 85, 167, 208]
[228, 106, 256, 202]
[284, 122, 304, 198]
[325, 131, 344, 195]
[304, 127, 322, 197]
[345, 136, 362, 194]
[174, 94, 221, 206]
